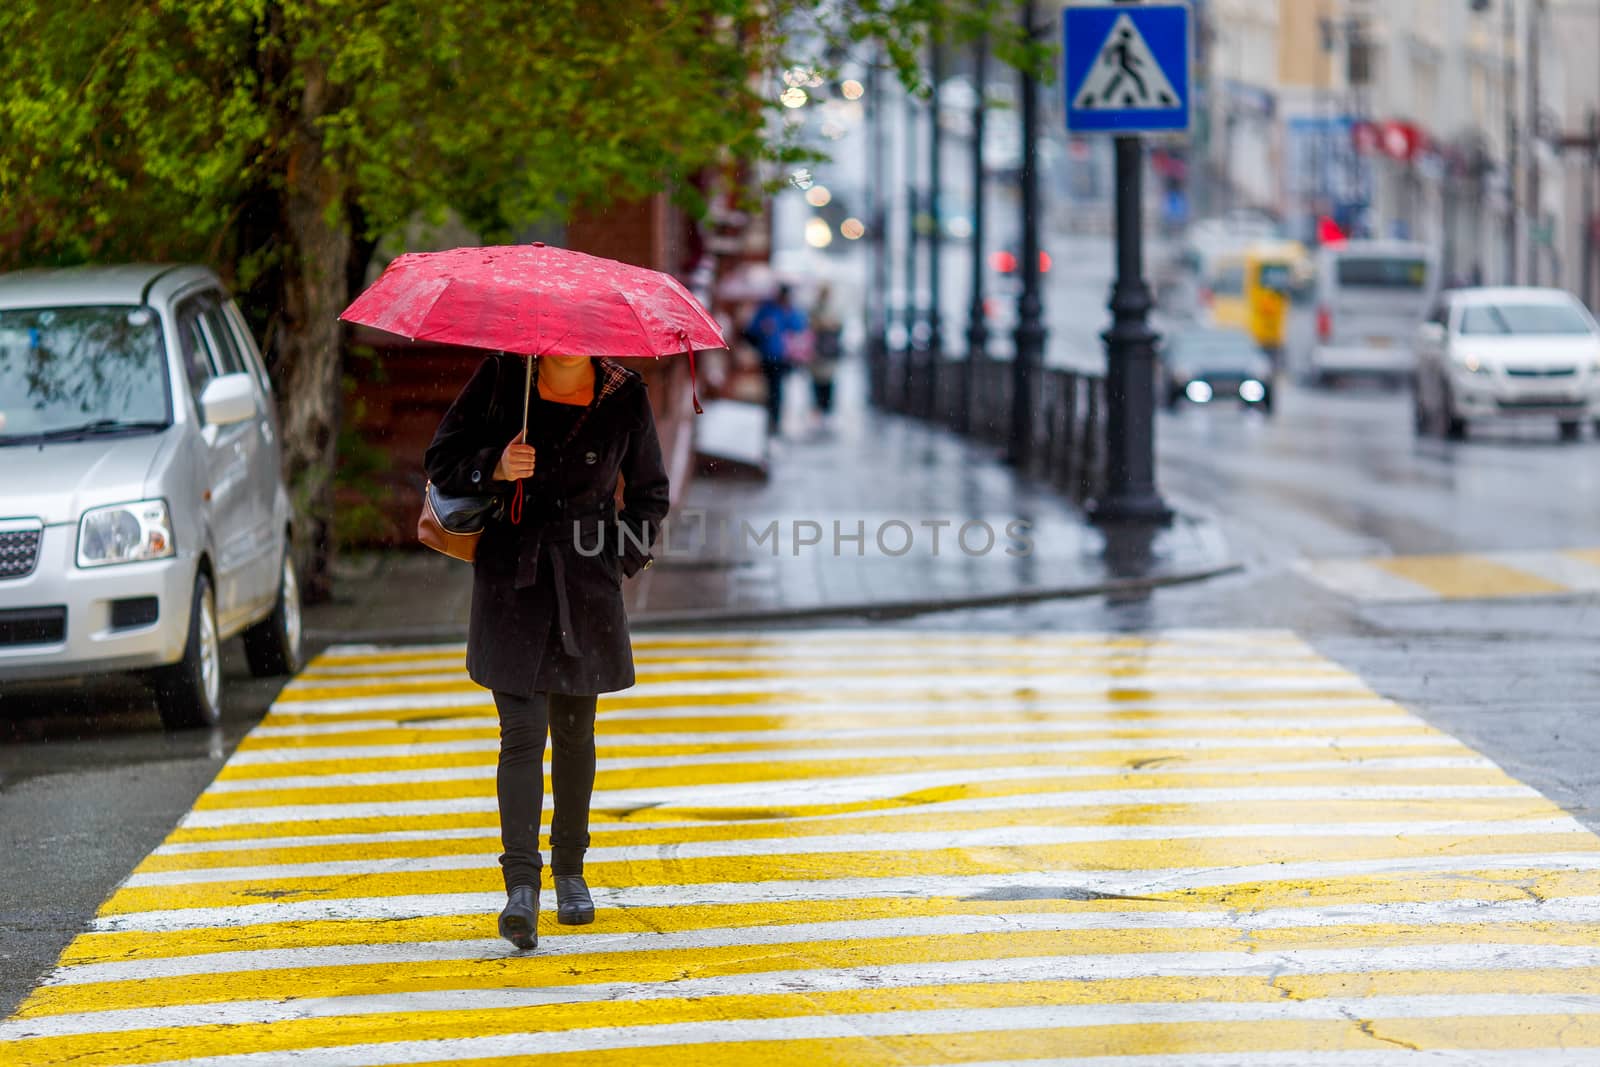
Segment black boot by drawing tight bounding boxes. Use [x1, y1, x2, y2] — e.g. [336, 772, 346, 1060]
[498, 885, 538, 949]
[554, 874, 595, 925]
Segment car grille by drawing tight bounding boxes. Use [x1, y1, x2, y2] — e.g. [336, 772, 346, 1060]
[1505, 366, 1579, 378]
[0, 524, 42, 580]
[0, 606, 65, 647]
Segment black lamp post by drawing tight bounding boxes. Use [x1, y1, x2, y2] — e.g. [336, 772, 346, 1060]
[903, 90, 920, 414]
[1008, 0, 1045, 469]
[925, 39, 945, 420]
[867, 57, 890, 407]
[961, 34, 989, 435]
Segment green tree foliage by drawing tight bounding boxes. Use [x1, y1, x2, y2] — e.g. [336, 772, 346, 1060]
[0, 0, 1044, 596]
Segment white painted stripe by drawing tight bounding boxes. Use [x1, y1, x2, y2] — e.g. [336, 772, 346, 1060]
[245, 698, 1407, 738]
[207, 735, 1460, 792]
[16, 944, 1600, 1041]
[272, 673, 1375, 716]
[119, 997, 1600, 1067]
[292, 658, 1350, 686]
[124, 819, 1586, 888]
[153, 784, 1544, 856]
[90, 865, 1600, 935]
[1492, 550, 1600, 592]
[1293, 559, 1441, 603]
[939, 1055, 1600, 1067]
[227, 717, 1433, 764]
[314, 630, 1310, 660]
[43, 920, 1600, 988]
[295, 652, 1335, 681]
[177, 757, 1505, 828]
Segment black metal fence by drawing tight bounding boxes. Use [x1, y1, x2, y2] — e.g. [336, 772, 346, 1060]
[869, 345, 1108, 505]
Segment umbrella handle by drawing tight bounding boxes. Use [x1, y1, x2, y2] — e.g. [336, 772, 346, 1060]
[679, 330, 704, 415]
[509, 355, 534, 526]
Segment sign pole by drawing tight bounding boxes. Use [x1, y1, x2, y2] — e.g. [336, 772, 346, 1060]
[1062, 0, 1187, 525]
[1091, 132, 1172, 524]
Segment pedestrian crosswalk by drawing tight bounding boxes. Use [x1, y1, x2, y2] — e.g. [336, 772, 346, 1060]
[6, 629, 1600, 1065]
[1297, 547, 1600, 603]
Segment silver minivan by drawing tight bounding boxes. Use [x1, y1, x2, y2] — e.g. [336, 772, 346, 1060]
[0, 264, 301, 728]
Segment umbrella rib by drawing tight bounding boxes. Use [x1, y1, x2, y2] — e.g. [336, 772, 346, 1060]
[611, 288, 660, 354]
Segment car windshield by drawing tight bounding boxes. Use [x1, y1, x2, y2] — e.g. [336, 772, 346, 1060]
[1171, 333, 1260, 369]
[1457, 302, 1595, 337]
[0, 305, 171, 444]
[1336, 257, 1428, 290]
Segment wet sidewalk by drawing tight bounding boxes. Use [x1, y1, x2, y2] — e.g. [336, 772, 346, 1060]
[307, 360, 1232, 643]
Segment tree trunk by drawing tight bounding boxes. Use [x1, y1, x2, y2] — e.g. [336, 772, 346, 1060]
[275, 59, 350, 604]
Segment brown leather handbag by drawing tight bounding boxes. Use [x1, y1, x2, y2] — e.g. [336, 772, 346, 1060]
[418, 354, 517, 563]
[418, 482, 503, 562]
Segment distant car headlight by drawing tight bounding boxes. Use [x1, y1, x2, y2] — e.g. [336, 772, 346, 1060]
[77, 499, 175, 568]
[1185, 380, 1214, 403]
[1454, 353, 1491, 375]
[1239, 379, 1267, 403]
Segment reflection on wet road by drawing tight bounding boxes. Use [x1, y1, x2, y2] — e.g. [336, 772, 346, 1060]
[7, 630, 1600, 1064]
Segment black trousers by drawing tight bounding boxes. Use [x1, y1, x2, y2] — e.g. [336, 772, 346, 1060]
[492, 689, 598, 892]
[761, 360, 787, 432]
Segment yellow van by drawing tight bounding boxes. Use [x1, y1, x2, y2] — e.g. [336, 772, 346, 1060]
[1202, 253, 1249, 331]
[1243, 240, 1308, 357]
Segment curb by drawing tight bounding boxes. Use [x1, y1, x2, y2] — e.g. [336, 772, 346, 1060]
[303, 562, 1242, 646]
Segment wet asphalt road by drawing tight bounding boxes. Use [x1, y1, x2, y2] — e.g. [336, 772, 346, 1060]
[4, 378, 1600, 1016]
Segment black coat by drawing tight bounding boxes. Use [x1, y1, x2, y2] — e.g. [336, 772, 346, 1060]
[424, 355, 670, 697]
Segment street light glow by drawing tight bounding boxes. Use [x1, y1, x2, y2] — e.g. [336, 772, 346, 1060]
[804, 218, 833, 248]
[804, 185, 832, 207]
[841, 79, 864, 100]
[841, 218, 866, 240]
[780, 87, 808, 109]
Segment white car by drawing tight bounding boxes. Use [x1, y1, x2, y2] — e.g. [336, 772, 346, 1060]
[1413, 287, 1600, 441]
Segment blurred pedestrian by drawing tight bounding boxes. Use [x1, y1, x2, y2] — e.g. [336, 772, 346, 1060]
[809, 284, 844, 421]
[744, 284, 807, 435]
[424, 352, 670, 951]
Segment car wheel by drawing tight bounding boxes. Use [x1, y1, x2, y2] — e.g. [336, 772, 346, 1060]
[1559, 419, 1583, 442]
[1441, 380, 1467, 440]
[1412, 381, 1429, 435]
[243, 550, 304, 677]
[151, 574, 223, 730]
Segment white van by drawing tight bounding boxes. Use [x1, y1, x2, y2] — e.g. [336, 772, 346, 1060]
[1304, 240, 1438, 384]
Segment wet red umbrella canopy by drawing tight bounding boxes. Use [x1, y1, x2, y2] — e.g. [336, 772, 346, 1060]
[340, 243, 726, 410]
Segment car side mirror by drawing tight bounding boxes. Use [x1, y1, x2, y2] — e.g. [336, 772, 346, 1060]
[198, 373, 257, 426]
[1418, 322, 1446, 346]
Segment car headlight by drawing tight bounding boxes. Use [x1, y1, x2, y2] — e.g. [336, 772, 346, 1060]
[77, 499, 175, 568]
[1454, 353, 1491, 375]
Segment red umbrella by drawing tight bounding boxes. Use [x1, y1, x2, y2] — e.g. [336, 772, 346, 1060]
[340, 242, 726, 411]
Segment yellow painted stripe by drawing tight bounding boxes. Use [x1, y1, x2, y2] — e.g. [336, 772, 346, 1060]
[216, 727, 1451, 781]
[137, 799, 1567, 873]
[274, 666, 1358, 704]
[191, 745, 1482, 810]
[250, 687, 1393, 728]
[346, 1017, 1600, 1067]
[22, 921, 1600, 1021]
[236, 703, 1412, 750]
[160, 768, 1530, 846]
[13, 975, 1600, 1067]
[1373, 554, 1570, 599]
[96, 834, 1595, 916]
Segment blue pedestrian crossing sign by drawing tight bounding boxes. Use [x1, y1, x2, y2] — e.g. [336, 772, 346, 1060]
[1064, 3, 1192, 134]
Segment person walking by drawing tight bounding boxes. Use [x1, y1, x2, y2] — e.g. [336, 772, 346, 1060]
[424, 352, 670, 951]
[744, 284, 807, 435]
[808, 284, 844, 422]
